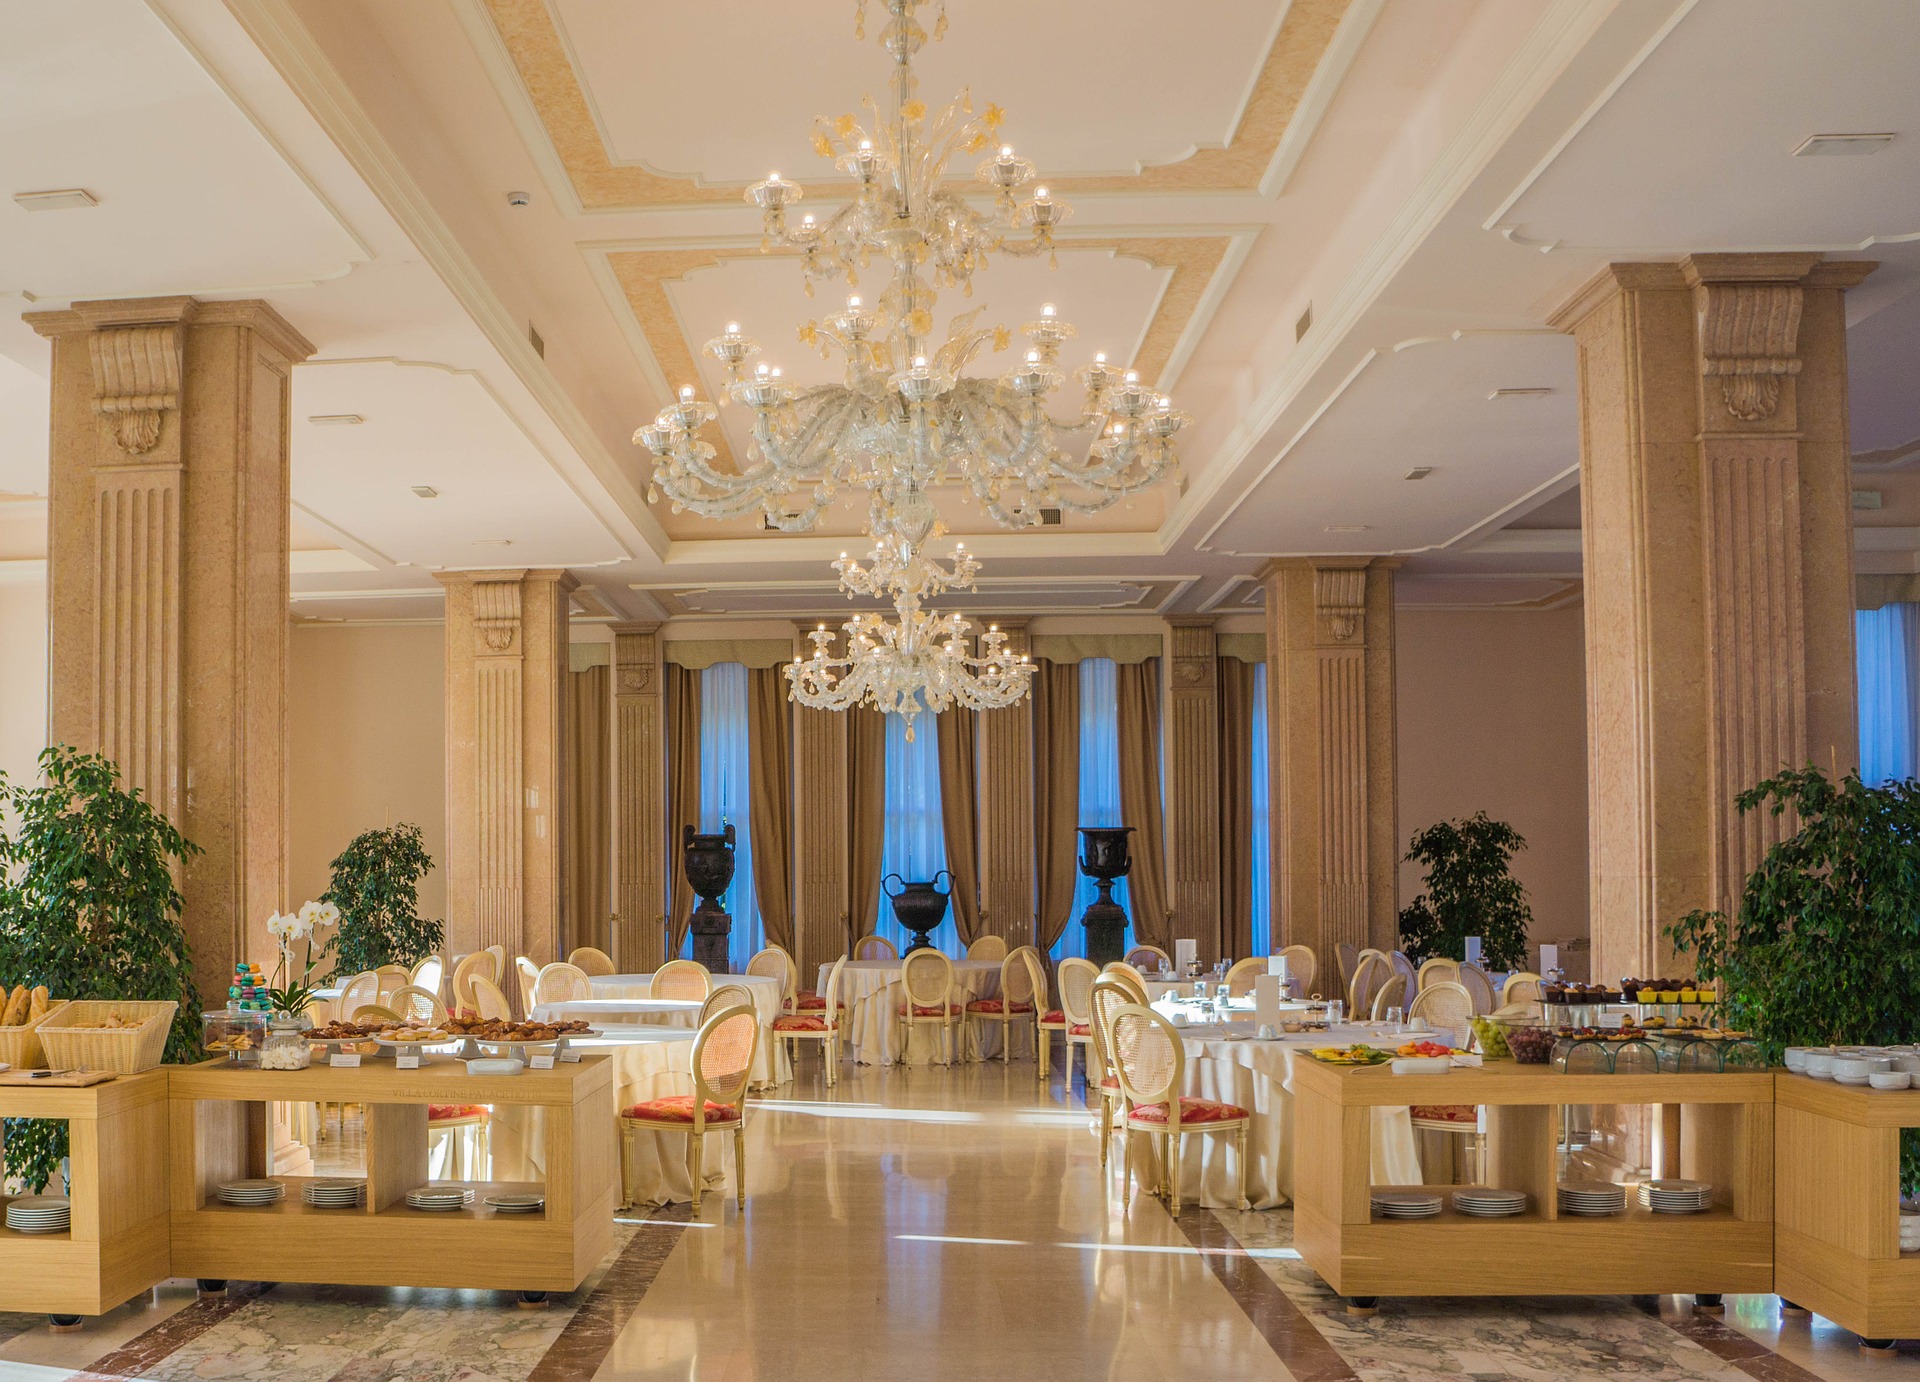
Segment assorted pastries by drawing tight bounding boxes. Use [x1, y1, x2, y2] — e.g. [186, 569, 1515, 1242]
[445, 1017, 591, 1042]
[0, 985, 52, 1026]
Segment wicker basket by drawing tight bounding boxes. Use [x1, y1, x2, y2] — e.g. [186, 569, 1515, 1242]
[0, 1001, 70, 1070]
[38, 1000, 177, 1074]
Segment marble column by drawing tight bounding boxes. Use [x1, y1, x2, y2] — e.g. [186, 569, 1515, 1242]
[611, 622, 665, 972]
[28, 296, 312, 1001]
[977, 621, 1035, 949]
[1167, 620, 1223, 962]
[791, 702, 849, 980]
[437, 569, 577, 970]
[1260, 558, 1400, 975]
[1552, 253, 1869, 982]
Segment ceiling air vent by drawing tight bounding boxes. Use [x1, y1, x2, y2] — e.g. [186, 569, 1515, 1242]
[528, 324, 545, 358]
[1793, 133, 1894, 157]
[1038, 508, 1064, 526]
[1295, 304, 1313, 341]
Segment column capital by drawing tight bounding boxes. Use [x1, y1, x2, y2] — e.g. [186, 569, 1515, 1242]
[26, 296, 315, 363]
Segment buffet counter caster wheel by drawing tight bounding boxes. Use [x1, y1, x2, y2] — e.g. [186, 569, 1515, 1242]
[517, 1291, 550, 1311]
[1779, 1298, 1811, 1318]
[47, 1315, 83, 1333]
[1694, 1294, 1724, 1314]
[197, 1280, 227, 1297]
[1345, 1297, 1379, 1317]
[1860, 1337, 1897, 1355]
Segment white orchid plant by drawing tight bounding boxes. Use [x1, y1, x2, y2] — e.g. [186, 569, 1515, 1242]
[264, 900, 340, 1016]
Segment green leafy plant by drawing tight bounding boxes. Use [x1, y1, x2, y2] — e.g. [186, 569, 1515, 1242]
[1667, 767, 1920, 1190]
[1397, 813, 1533, 972]
[320, 824, 442, 980]
[0, 746, 202, 1194]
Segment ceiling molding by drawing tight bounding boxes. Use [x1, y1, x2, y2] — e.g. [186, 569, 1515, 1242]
[1261, 0, 1386, 198]
[1397, 575, 1584, 611]
[661, 530, 1165, 567]
[1854, 436, 1920, 471]
[637, 573, 1198, 619]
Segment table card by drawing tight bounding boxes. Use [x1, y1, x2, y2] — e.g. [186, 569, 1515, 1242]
[395, 1053, 421, 1070]
[529, 1054, 556, 1070]
[329, 1052, 362, 1068]
[1597, 1011, 1625, 1030]
[1254, 975, 1283, 1030]
[1173, 938, 1197, 972]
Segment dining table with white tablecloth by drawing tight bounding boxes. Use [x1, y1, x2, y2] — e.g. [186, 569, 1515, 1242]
[824, 957, 1004, 1065]
[1122, 1020, 1422, 1211]
[565, 972, 791, 1089]
[485, 1028, 733, 1207]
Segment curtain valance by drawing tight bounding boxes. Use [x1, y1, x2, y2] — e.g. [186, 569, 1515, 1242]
[665, 638, 794, 670]
[1027, 633, 1163, 665]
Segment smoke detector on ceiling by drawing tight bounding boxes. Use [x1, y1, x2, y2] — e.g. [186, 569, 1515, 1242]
[1794, 133, 1895, 157]
[506, 190, 532, 207]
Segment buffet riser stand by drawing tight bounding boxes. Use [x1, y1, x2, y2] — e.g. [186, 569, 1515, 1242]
[1774, 1073, 1920, 1345]
[0, 1069, 171, 1320]
[167, 1057, 615, 1296]
[1291, 1060, 1775, 1307]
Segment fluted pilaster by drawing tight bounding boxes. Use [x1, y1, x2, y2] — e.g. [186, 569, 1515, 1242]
[978, 622, 1034, 947]
[1167, 620, 1221, 961]
[611, 622, 665, 970]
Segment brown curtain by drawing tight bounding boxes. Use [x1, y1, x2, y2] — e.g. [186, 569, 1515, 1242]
[1117, 657, 1171, 948]
[936, 709, 981, 943]
[563, 665, 611, 957]
[1032, 660, 1081, 955]
[1217, 657, 1258, 959]
[847, 708, 887, 940]
[666, 663, 701, 960]
[748, 668, 794, 953]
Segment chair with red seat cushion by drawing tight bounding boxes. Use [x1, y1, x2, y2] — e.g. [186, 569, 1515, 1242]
[775, 955, 848, 1088]
[619, 1002, 759, 1213]
[965, 948, 1042, 1065]
[1109, 1001, 1250, 1213]
[896, 948, 961, 1065]
[1085, 975, 1140, 1168]
[1047, 958, 1099, 1088]
[772, 1013, 828, 1033]
[426, 1105, 489, 1179]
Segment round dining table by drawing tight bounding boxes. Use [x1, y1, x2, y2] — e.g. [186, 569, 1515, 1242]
[824, 957, 1004, 1065]
[575, 972, 792, 1088]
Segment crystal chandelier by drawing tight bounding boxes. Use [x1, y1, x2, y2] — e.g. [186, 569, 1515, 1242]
[633, 0, 1187, 723]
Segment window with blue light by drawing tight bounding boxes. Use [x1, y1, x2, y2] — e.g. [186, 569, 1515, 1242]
[1250, 660, 1272, 956]
[1857, 603, 1920, 786]
[876, 712, 957, 953]
[1053, 658, 1130, 961]
[695, 661, 762, 968]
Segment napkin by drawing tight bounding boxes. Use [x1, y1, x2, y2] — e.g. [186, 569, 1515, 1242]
[1254, 974, 1282, 1031]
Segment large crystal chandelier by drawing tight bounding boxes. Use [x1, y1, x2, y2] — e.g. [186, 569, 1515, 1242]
[633, 0, 1189, 726]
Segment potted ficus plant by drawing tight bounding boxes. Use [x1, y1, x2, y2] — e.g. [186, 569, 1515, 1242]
[260, 901, 339, 1070]
[1667, 767, 1920, 1189]
[0, 746, 202, 1194]
[320, 823, 443, 981]
[1397, 813, 1533, 973]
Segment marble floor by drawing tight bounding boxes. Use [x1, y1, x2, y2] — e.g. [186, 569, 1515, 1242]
[0, 1058, 1915, 1380]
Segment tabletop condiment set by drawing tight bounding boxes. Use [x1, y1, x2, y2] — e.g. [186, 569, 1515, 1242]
[405, 1185, 475, 1212]
[5, 1195, 70, 1234]
[215, 1178, 286, 1207]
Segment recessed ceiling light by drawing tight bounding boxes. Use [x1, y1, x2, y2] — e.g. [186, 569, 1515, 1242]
[13, 188, 98, 212]
[1488, 387, 1553, 400]
[306, 414, 364, 426]
[1325, 524, 1370, 533]
[411, 485, 439, 499]
[1793, 133, 1895, 157]
[1405, 466, 1434, 481]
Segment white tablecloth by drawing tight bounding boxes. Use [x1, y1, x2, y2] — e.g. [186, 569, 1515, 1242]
[581, 973, 791, 1089]
[487, 1031, 732, 1207]
[823, 958, 1003, 1065]
[1124, 1021, 1422, 1211]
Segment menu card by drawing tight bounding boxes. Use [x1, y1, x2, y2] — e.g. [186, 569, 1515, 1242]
[1268, 953, 1293, 998]
[1254, 974, 1282, 1030]
[1539, 943, 1559, 973]
[1173, 938, 1197, 972]
[1464, 935, 1484, 965]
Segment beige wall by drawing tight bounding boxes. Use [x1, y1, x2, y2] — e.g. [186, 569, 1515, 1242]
[0, 578, 47, 793]
[1395, 604, 1589, 957]
[288, 622, 448, 923]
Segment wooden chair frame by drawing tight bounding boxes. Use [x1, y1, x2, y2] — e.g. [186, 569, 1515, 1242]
[896, 948, 961, 1065]
[965, 949, 1039, 1064]
[775, 955, 847, 1087]
[620, 1004, 759, 1212]
[1107, 1002, 1249, 1214]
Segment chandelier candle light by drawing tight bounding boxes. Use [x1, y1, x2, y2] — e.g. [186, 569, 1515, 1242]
[634, 0, 1188, 725]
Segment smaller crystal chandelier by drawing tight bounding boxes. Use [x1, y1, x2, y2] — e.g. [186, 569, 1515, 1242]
[786, 488, 1033, 736]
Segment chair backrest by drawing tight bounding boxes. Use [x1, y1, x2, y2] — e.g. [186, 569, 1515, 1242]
[690, 1004, 760, 1114]
[449, 952, 493, 1018]
[1390, 950, 1418, 995]
[1279, 943, 1317, 996]
[1100, 964, 1149, 1004]
[1336, 942, 1359, 992]
[1088, 975, 1136, 1083]
[1347, 952, 1388, 1016]
[340, 971, 380, 1015]
[1370, 972, 1408, 1020]
[1458, 963, 1496, 1014]
[702, 983, 753, 1027]
[373, 965, 410, 1004]
[409, 954, 444, 997]
[390, 984, 449, 1026]
[1108, 1003, 1184, 1114]
[1223, 956, 1267, 997]
[1501, 972, 1544, 1007]
[819, 955, 849, 1028]
[653, 959, 711, 1001]
[746, 946, 794, 999]
[484, 944, 506, 982]
[351, 1003, 402, 1025]
[533, 961, 593, 1007]
[1408, 980, 1474, 1042]
[854, 934, 897, 961]
[966, 934, 1008, 962]
[469, 974, 514, 1022]
[1057, 957, 1099, 1025]
[1016, 947, 1049, 1012]
[900, 948, 954, 1010]
[1125, 944, 1172, 972]
[567, 946, 616, 977]
[1417, 956, 1460, 990]
[1103, 960, 1149, 991]
[998, 950, 1036, 1007]
[515, 956, 542, 1013]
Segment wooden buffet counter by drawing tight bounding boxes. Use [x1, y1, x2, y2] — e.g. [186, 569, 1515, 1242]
[168, 1056, 615, 1301]
[1292, 1059, 1776, 1309]
[0, 1070, 171, 1323]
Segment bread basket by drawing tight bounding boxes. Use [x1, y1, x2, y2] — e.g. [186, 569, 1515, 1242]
[37, 1000, 177, 1074]
[0, 1000, 70, 1070]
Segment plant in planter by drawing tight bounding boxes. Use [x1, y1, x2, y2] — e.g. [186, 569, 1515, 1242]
[265, 901, 339, 1016]
[320, 823, 442, 981]
[1667, 767, 1920, 1189]
[0, 746, 202, 1194]
[1397, 813, 1533, 972]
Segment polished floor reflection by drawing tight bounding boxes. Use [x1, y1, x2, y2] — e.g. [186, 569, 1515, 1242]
[0, 1059, 1912, 1379]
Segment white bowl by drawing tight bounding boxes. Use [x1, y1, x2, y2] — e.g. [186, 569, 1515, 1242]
[1783, 1048, 1811, 1073]
[1894, 1055, 1920, 1075]
[1803, 1051, 1835, 1079]
[1870, 1072, 1912, 1091]
[465, 1057, 525, 1076]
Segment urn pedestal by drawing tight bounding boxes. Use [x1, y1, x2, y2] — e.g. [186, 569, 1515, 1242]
[683, 824, 737, 974]
[1077, 826, 1135, 966]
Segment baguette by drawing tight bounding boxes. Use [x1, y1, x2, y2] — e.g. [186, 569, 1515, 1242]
[27, 986, 49, 1021]
[1, 985, 28, 1027]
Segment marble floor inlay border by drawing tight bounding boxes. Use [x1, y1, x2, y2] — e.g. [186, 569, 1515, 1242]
[1638, 1298, 1828, 1382]
[526, 1205, 692, 1382]
[1175, 1207, 1361, 1382]
[70, 1282, 273, 1381]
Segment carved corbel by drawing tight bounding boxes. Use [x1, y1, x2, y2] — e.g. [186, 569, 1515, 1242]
[473, 579, 523, 654]
[1694, 280, 1804, 423]
[87, 324, 181, 455]
[1312, 565, 1368, 644]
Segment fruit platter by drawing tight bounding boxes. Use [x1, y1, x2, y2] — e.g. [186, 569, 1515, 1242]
[1309, 1044, 1393, 1066]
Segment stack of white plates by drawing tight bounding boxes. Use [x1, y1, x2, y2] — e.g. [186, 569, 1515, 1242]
[1370, 1190, 1442, 1220]
[405, 1186, 475, 1212]
[1557, 1180, 1627, 1216]
[1899, 1209, 1920, 1253]
[484, 1193, 545, 1215]
[6, 1195, 70, 1233]
[302, 1179, 366, 1209]
[1640, 1179, 1713, 1214]
[215, 1179, 286, 1207]
[1451, 1186, 1528, 1217]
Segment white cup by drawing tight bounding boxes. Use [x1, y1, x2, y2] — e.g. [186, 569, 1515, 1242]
[1256, 1023, 1277, 1040]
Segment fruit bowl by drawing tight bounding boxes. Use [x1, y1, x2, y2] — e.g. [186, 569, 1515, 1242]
[1506, 1025, 1556, 1064]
